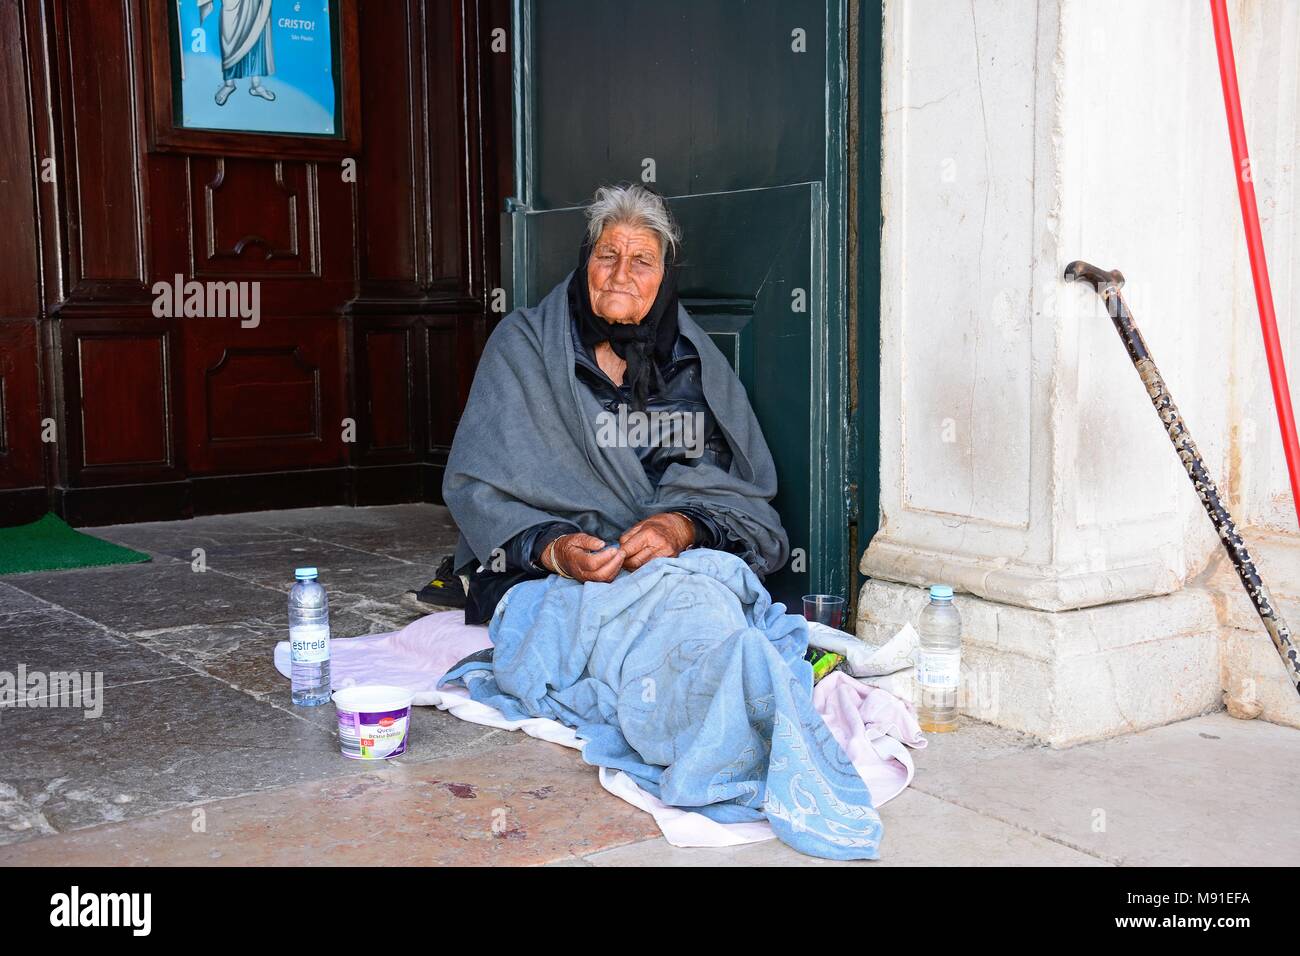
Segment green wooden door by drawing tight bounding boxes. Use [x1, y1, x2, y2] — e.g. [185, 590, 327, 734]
[506, 0, 850, 607]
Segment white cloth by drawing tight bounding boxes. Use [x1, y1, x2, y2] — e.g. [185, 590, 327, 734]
[274, 610, 925, 848]
[807, 620, 920, 677]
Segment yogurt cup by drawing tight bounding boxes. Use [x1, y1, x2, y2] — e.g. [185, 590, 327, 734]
[332, 685, 415, 760]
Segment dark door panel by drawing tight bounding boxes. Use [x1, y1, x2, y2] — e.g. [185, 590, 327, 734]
[508, 0, 850, 607]
[529, 2, 826, 205]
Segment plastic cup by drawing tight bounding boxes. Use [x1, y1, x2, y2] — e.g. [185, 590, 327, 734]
[802, 594, 845, 630]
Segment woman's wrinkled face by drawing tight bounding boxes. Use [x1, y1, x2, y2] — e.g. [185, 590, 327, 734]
[587, 224, 665, 324]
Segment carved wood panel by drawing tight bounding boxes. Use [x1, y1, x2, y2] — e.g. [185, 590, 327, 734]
[54, 0, 148, 296]
[0, 321, 43, 489]
[75, 332, 171, 470]
[190, 158, 321, 278]
[363, 328, 415, 453]
[183, 316, 343, 473]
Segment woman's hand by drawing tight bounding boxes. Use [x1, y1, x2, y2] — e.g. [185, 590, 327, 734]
[542, 533, 625, 583]
[618, 512, 695, 572]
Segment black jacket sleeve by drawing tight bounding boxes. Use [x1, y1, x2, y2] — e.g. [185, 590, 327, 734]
[461, 519, 578, 626]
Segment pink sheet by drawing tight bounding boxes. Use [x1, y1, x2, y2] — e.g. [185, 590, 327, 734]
[273, 610, 926, 847]
[814, 670, 926, 807]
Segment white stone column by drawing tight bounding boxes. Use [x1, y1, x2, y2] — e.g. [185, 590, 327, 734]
[859, 0, 1258, 745]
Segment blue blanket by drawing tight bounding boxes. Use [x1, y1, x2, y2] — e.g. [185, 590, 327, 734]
[439, 549, 883, 860]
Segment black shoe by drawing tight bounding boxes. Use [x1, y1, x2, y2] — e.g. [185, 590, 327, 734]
[408, 555, 467, 609]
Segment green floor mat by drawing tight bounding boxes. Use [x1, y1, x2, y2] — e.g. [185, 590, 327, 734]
[0, 513, 151, 575]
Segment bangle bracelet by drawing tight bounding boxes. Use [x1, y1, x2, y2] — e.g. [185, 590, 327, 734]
[671, 512, 696, 549]
[544, 538, 571, 579]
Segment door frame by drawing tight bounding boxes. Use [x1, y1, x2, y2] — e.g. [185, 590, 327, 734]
[851, 2, 884, 612]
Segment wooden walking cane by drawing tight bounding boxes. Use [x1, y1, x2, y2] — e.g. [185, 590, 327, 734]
[1065, 260, 1300, 699]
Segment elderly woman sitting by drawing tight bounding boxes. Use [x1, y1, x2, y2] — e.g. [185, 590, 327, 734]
[443, 183, 789, 623]
[440, 185, 882, 860]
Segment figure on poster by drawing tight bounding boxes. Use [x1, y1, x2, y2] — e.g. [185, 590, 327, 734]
[198, 0, 277, 105]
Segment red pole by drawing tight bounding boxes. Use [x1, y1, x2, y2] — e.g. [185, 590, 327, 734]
[1210, 0, 1300, 529]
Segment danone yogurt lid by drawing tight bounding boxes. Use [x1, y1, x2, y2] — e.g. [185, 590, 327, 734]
[332, 684, 415, 713]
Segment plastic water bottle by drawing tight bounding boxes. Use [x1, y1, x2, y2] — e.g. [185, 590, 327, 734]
[916, 584, 961, 732]
[289, 567, 331, 706]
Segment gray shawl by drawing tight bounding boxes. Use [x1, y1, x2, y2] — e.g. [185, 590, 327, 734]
[443, 273, 789, 576]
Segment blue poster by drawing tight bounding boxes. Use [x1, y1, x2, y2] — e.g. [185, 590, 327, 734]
[172, 0, 340, 137]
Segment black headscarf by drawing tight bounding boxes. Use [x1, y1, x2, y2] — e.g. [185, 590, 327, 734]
[567, 231, 680, 411]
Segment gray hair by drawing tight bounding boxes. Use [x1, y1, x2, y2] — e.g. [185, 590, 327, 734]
[584, 184, 681, 260]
